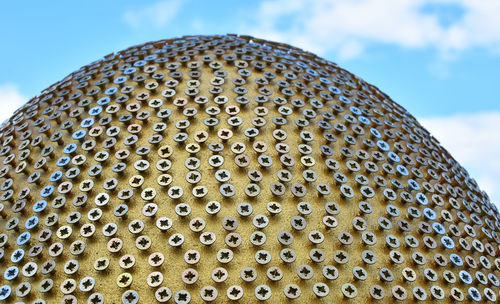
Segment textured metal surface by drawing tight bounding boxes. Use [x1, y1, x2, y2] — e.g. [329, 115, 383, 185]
[0, 34, 498, 303]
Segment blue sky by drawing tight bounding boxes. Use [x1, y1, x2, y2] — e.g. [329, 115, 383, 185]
[0, 0, 499, 204]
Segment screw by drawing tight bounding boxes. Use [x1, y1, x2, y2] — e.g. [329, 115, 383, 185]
[255, 284, 271, 301]
[226, 285, 243, 301]
[116, 273, 133, 288]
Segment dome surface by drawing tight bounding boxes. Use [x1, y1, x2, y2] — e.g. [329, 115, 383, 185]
[0, 34, 497, 304]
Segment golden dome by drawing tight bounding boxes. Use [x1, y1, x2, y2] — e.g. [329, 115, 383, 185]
[0, 34, 497, 303]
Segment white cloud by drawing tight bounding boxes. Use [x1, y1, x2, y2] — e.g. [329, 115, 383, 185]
[420, 112, 500, 207]
[0, 83, 27, 123]
[123, 0, 184, 28]
[245, 0, 500, 59]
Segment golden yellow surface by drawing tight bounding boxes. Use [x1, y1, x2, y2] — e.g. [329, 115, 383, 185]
[0, 34, 497, 303]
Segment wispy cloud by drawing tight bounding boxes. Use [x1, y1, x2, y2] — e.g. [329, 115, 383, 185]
[420, 112, 500, 206]
[244, 0, 500, 59]
[123, 0, 184, 28]
[0, 83, 27, 123]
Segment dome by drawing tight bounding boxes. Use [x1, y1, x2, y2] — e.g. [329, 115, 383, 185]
[0, 34, 497, 303]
